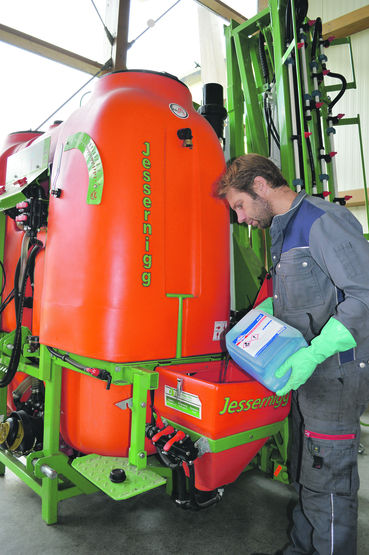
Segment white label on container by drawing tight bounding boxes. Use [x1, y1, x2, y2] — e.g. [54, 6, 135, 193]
[213, 321, 227, 341]
[164, 385, 202, 419]
[233, 313, 286, 358]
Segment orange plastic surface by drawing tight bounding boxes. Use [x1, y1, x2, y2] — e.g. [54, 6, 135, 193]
[60, 368, 156, 457]
[191, 440, 267, 491]
[40, 71, 229, 362]
[154, 359, 291, 440]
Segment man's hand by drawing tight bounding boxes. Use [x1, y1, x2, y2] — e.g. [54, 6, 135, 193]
[275, 347, 317, 396]
[275, 317, 356, 396]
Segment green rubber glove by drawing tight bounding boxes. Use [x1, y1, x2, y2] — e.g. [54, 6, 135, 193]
[255, 297, 274, 315]
[275, 317, 357, 396]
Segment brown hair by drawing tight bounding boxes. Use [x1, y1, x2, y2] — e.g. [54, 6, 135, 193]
[216, 153, 288, 199]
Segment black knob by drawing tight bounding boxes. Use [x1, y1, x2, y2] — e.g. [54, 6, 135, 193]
[109, 468, 126, 483]
[51, 188, 62, 198]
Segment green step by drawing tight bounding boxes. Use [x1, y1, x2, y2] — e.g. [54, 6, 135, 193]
[72, 454, 166, 501]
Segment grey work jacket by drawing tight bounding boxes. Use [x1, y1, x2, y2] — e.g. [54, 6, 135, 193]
[270, 191, 369, 365]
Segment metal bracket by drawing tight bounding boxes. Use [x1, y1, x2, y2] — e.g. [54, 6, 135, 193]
[195, 436, 211, 457]
[115, 398, 133, 411]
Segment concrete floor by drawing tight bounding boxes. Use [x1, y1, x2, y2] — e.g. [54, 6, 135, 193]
[1, 413, 369, 555]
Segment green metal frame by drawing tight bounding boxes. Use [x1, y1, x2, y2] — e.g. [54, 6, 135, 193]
[166, 293, 194, 358]
[332, 114, 369, 234]
[0, 345, 98, 524]
[0, 318, 229, 523]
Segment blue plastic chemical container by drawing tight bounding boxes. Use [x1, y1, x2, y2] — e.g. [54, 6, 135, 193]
[226, 309, 307, 392]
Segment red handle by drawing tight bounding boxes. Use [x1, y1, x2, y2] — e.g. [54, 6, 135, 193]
[163, 430, 186, 452]
[152, 425, 174, 443]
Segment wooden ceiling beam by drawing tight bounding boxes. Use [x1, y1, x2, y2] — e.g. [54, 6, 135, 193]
[0, 23, 105, 75]
[105, 0, 131, 71]
[194, 0, 247, 24]
[322, 5, 369, 39]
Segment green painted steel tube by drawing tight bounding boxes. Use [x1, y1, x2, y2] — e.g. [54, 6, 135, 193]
[41, 346, 61, 455]
[0, 373, 6, 476]
[0, 448, 42, 494]
[338, 116, 369, 231]
[225, 21, 246, 160]
[356, 115, 369, 231]
[269, 0, 295, 185]
[129, 367, 159, 468]
[164, 416, 288, 454]
[290, 0, 310, 191]
[234, 33, 268, 156]
[166, 294, 193, 358]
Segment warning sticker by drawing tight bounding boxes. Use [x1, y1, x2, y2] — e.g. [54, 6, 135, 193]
[233, 313, 286, 358]
[164, 385, 202, 419]
[213, 321, 227, 341]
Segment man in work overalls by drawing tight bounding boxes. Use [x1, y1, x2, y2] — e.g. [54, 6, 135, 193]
[217, 153, 369, 555]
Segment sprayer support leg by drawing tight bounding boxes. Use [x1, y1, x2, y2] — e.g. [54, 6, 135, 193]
[41, 475, 58, 525]
[0, 384, 7, 475]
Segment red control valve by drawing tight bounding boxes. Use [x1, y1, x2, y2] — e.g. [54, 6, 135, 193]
[163, 430, 186, 452]
[152, 425, 175, 443]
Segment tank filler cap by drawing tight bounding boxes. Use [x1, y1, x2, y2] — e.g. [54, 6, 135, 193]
[109, 468, 127, 483]
[177, 128, 193, 148]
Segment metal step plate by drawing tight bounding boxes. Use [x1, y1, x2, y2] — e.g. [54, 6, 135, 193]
[72, 454, 166, 501]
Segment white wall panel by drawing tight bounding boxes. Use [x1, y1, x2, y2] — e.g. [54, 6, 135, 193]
[308, 1, 369, 232]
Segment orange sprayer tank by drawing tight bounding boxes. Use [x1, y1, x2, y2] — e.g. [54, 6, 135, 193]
[40, 71, 229, 362]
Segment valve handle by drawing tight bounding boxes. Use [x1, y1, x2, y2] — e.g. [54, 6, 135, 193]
[163, 430, 186, 452]
[152, 425, 174, 443]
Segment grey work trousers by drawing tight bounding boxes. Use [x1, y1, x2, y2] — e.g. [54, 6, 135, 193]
[283, 359, 369, 555]
[284, 483, 358, 555]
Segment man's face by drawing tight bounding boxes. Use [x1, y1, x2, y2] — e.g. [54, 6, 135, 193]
[226, 186, 274, 229]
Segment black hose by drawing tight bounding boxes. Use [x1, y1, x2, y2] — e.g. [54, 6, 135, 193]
[285, 0, 309, 46]
[264, 95, 272, 154]
[47, 345, 112, 389]
[155, 445, 179, 470]
[13, 258, 21, 318]
[305, 134, 316, 189]
[263, 95, 280, 153]
[311, 17, 322, 61]
[150, 389, 156, 426]
[268, 106, 281, 147]
[258, 32, 269, 84]
[326, 72, 347, 111]
[219, 353, 230, 383]
[264, 95, 280, 149]
[259, 30, 280, 154]
[0, 241, 43, 388]
[46, 346, 88, 371]
[172, 466, 188, 503]
[188, 464, 222, 509]
[0, 289, 15, 314]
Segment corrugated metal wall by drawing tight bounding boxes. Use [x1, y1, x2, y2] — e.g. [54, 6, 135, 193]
[308, 0, 369, 232]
